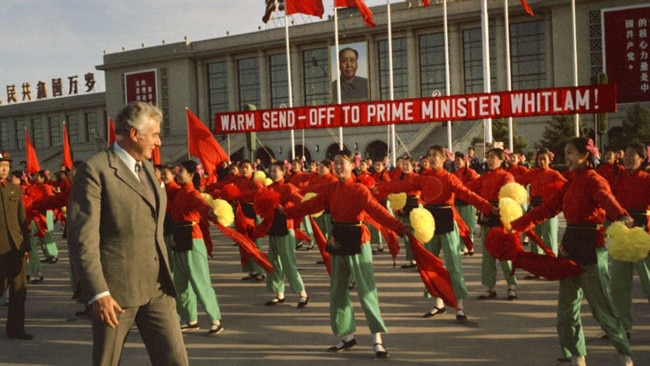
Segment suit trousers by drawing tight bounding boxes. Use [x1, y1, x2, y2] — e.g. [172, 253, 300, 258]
[0, 251, 27, 337]
[91, 288, 188, 366]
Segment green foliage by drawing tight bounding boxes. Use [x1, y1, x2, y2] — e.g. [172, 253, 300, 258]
[535, 115, 576, 164]
[607, 103, 650, 149]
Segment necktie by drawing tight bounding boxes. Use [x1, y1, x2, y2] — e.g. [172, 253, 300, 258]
[136, 162, 156, 204]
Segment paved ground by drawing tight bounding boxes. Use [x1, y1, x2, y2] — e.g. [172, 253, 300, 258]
[1, 220, 649, 366]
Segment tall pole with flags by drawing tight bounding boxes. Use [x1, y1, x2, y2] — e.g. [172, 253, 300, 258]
[504, 0, 514, 151]
[571, 0, 580, 136]
[481, 0, 493, 145]
[386, 0, 397, 167]
[334, 5, 344, 151]
[443, 0, 452, 152]
[284, 9, 296, 160]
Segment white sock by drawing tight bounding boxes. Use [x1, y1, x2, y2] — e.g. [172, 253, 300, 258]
[435, 297, 444, 309]
[372, 332, 383, 344]
[572, 355, 586, 366]
[299, 291, 307, 298]
[342, 333, 354, 342]
[508, 284, 516, 291]
[277, 292, 285, 300]
[212, 320, 221, 327]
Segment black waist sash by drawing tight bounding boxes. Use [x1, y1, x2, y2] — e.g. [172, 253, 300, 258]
[327, 221, 362, 256]
[478, 200, 501, 227]
[530, 196, 543, 208]
[268, 212, 289, 237]
[171, 221, 195, 252]
[424, 204, 454, 235]
[560, 223, 598, 266]
[240, 202, 256, 219]
[627, 209, 648, 229]
[399, 195, 420, 217]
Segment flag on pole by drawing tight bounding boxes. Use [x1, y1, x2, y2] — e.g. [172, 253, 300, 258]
[62, 121, 73, 170]
[186, 108, 229, 177]
[335, 0, 375, 27]
[151, 145, 161, 165]
[262, 0, 278, 23]
[521, 0, 534, 16]
[24, 128, 40, 174]
[108, 117, 117, 146]
[286, 0, 324, 18]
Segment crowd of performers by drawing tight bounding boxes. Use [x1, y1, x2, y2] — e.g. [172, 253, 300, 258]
[9, 138, 649, 365]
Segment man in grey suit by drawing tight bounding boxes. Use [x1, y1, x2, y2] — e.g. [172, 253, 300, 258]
[67, 102, 188, 365]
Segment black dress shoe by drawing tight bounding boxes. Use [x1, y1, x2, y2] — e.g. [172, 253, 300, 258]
[8, 332, 33, 340]
[265, 297, 286, 306]
[374, 343, 390, 359]
[327, 338, 356, 352]
[477, 290, 497, 300]
[423, 306, 446, 318]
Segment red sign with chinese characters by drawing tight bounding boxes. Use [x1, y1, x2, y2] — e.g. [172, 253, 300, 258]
[124, 69, 157, 105]
[602, 5, 650, 103]
[215, 85, 617, 134]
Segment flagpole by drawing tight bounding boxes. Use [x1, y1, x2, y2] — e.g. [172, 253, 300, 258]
[443, 0, 452, 152]
[481, 0, 493, 144]
[334, 3, 344, 151]
[504, 0, 514, 151]
[284, 9, 296, 160]
[387, 0, 397, 168]
[571, 0, 579, 136]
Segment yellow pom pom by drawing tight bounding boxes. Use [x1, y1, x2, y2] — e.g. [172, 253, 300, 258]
[499, 197, 523, 230]
[499, 182, 528, 206]
[301, 192, 324, 217]
[254, 170, 267, 183]
[410, 207, 435, 243]
[212, 199, 234, 227]
[200, 193, 214, 207]
[263, 177, 273, 187]
[606, 221, 650, 262]
[388, 192, 407, 211]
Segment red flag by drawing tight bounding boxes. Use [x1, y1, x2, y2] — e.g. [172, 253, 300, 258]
[24, 128, 41, 174]
[286, 0, 324, 18]
[335, 0, 375, 27]
[108, 117, 117, 146]
[521, 0, 534, 16]
[62, 121, 73, 170]
[186, 108, 229, 177]
[151, 145, 161, 165]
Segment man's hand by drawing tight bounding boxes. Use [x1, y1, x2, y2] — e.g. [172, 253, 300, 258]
[91, 295, 125, 328]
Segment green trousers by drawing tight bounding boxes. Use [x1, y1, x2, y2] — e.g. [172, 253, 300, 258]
[557, 248, 632, 357]
[480, 226, 517, 287]
[242, 217, 264, 274]
[532, 215, 559, 255]
[266, 230, 305, 294]
[172, 239, 222, 324]
[423, 223, 469, 300]
[610, 255, 650, 332]
[456, 204, 477, 244]
[329, 243, 387, 336]
[399, 214, 414, 262]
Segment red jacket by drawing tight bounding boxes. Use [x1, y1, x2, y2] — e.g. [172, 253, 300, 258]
[466, 168, 514, 202]
[520, 167, 566, 203]
[170, 183, 212, 239]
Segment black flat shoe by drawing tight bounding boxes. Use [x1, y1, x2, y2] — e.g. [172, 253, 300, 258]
[507, 289, 518, 301]
[7, 332, 33, 340]
[423, 306, 446, 318]
[265, 297, 286, 306]
[241, 273, 256, 280]
[297, 296, 309, 309]
[327, 338, 356, 352]
[255, 274, 266, 282]
[477, 290, 497, 300]
[374, 343, 389, 359]
[455, 310, 468, 322]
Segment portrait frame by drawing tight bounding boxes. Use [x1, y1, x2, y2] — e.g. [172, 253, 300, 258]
[329, 41, 369, 103]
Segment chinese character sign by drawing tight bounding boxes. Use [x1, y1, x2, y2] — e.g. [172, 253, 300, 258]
[124, 70, 157, 105]
[603, 5, 650, 103]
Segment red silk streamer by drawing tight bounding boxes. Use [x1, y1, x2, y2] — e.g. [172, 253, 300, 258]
[294, 229, 311, 243]
[364, 216, 400, 267]
[215, 221, 273, 273]
[407, 233, 458, 309]
[199, 220, 213, 257]
[524, 230, 555, 257]
[308, 216, 331, 275]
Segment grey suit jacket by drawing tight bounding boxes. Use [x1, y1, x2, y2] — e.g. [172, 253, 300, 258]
[67, 147, 176, 307]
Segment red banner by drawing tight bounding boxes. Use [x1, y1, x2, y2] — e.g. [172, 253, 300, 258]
[215, 85, 617, 134]
[602, 5, 650, 103]
[124, 69, 157, 105]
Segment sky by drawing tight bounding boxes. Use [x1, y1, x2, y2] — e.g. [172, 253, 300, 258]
[0, 0, 392, 104]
